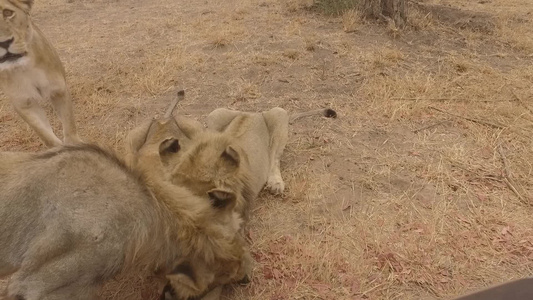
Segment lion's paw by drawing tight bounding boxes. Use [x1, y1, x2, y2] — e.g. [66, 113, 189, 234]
[266, 175, 285, 195]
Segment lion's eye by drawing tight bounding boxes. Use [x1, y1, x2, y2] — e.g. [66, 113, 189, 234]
[3, 9, 14, 18]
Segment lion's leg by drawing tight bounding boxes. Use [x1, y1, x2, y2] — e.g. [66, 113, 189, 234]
[262, 107, 289, 195]
[206, 108, 241, 132]
[11, 97, 62, 148]
[7, 253, 100, 300]
[49, 89, 82, 145]
[6, 231, 104, 300]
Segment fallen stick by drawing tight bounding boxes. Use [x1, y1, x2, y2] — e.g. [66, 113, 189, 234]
[511, 89, 533, 116]
[429, 106, 505, 129]
[413, 120, 449, 133]
[497, 144, 530, 205]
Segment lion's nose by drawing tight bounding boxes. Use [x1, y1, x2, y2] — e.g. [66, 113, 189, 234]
[237, 274, 251, 285]
[0, 38, 14, 50]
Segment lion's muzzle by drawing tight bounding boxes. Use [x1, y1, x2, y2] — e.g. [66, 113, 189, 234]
[0, 37, 14, 49]
[0, 37, 25, 63]
[0, 51, 25, 63]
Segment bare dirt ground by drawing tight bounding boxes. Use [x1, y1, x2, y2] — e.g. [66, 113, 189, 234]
[1, 0, 533, 299]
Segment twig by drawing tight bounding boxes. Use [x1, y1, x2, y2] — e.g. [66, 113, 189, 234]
[497, 145, 529, 205]
[511, 89, 533, 116]
[413, 120, 449, 133]
[392, 97, 454, 101]
[498, 145, 512, 179]
[428, 106, 505, 129]
[391, 97, 511, 103]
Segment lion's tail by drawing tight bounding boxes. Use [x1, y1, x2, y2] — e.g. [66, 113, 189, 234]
[289, 108, 337, 124]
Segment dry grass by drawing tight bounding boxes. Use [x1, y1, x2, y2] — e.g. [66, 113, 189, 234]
[342, 8, 362, 33]
[311, 0, 359, 16]
[1, 0, 533, 299]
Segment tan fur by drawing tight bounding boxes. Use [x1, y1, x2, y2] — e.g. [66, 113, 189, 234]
[0, 0, 81, 147]
[128, 106, 336, 300]
[0, 141, 248, 299]
[202, 107, 336, 201]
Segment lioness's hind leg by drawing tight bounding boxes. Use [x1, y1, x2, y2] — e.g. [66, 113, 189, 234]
[262, 107, 289, 195]
[11, 97, 62, 148]
[50, 89, 82, 145]
[206, 108, 241, 132]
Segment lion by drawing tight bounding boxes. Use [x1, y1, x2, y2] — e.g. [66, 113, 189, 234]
[125, 98, 336, 300]
[0, 0, 81, 147]
[0, 138, 250, 299]
[123, 93, 252, 300]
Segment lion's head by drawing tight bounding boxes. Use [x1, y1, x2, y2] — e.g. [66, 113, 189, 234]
[125, 115, 253, 299]
[167, 131, 253, 217]
[0, 0, 33, 68]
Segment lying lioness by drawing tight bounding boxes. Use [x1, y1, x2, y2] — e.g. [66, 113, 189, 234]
[207, 107, 338, 196]
[169, 106, 337, 225]
[0, 96, 249, 299]
[0, 0, 82, 147]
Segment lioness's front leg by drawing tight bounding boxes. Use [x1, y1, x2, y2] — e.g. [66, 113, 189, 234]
[262, 107, 289, 195]
[11, 96, 62, 148]
[49, 89, 82, 145]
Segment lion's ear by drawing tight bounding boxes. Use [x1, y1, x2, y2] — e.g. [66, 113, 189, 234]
[207, 189, 236, 211]
[159, 138, 180, 165]
[221, 146, 240, 167]
[159, 138, 180, 155]
[17, 0, 34, 11]
[124, 119, 154, 165]
[175, 116, 204, 139]
[165, 263, 201, 296]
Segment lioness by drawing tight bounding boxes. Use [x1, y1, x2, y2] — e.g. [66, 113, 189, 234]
[172, 107, 338, 223]
[0, 0, 81, 147]
[0, 140, 249, 299]
[127, 102, 336, 300]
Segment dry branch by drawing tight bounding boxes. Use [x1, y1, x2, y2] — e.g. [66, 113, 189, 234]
[412, 120, 449, 133]
[497, 145, 530, 205]
[511, 89, 533, 116]
[428, 106, 505, 129]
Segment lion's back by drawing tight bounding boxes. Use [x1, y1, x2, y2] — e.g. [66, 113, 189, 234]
[0, 145, 154, 272]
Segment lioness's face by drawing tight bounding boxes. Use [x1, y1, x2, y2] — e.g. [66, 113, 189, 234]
[0, 0, 32, 68]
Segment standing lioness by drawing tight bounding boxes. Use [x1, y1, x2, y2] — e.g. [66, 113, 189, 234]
[0, 0, 81, 147]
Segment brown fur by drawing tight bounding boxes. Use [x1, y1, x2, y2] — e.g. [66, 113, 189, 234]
[125, 114, 254, 300]
[0, 141, 248, 300]
[0, 0, 81, 147]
